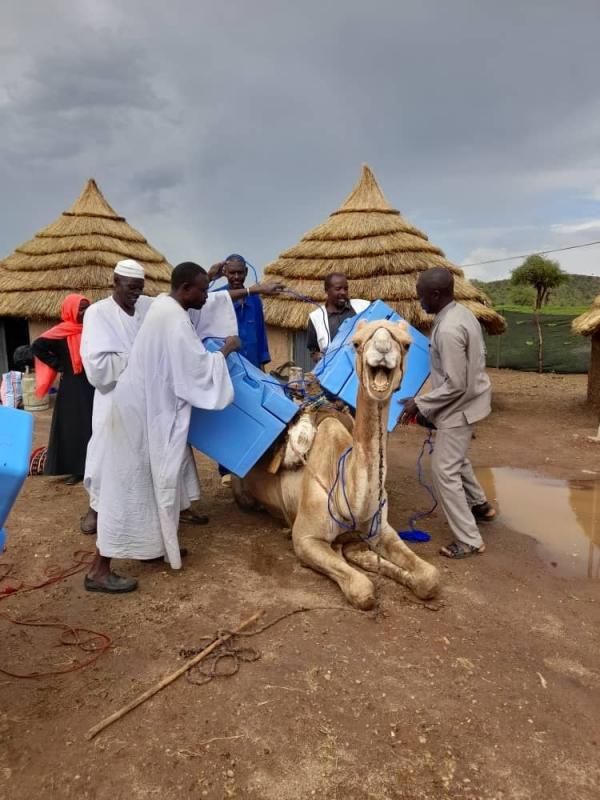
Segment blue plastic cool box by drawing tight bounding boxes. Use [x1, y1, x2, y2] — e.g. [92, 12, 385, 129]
[313, 300, 431, 432]
[0, 406, 34, 550]
[188, 339, 299, 477]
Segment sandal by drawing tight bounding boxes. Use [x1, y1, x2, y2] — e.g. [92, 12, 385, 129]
[179, 510, 209, 525]
[440, 541, 485, 559]
[471, 502, 496, 522]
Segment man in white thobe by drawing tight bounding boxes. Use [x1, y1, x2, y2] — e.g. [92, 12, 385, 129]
[400, 268, 496, 560]
[307, 273, 369, 363]
[84, 262, 240, 593]
[80, 260, 152, 532]
[81, 260, 239, 534]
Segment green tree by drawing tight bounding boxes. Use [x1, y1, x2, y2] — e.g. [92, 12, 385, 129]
[510, 255, 569, 372]
[509, 285, 536, 307]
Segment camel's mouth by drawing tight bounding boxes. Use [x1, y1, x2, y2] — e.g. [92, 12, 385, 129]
[366, 364, 394, 395]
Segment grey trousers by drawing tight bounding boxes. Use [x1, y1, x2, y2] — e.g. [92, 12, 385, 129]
[431, 425, 487, 549]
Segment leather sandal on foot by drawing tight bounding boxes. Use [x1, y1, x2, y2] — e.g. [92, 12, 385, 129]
[179, 510, 209, 525]
[84, 573, 138, 593]
[439, 542, 486, 559]
[143, 548, 188, 564]
[471, 502, 496, 522]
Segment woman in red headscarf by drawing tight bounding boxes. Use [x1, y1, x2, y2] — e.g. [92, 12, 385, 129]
[31, 294, 95, 485]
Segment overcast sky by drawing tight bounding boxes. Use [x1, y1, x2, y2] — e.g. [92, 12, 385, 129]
[2, 0, 600, 282]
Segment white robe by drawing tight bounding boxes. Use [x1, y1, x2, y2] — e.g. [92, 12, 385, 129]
[81, 292, 237, 510]
[96, 295, 234, 569]
[81, 296, 154, 510]
[309, 299, 371, 352]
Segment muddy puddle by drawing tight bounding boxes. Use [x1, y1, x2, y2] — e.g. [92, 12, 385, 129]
[475, 468, 600, 579]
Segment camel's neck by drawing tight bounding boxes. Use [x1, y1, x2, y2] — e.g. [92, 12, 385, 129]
[344, 384, 390, 521]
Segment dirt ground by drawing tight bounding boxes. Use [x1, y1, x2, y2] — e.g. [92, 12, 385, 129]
[1, 369, 599, 800]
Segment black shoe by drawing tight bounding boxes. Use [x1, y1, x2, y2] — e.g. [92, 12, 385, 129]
[65, 474, 84, 486]
[84, 573, 138, 593]
[179, 510, 209, 525]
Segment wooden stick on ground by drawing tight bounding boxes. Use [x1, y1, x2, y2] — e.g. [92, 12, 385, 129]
[86, 609, 264, 741]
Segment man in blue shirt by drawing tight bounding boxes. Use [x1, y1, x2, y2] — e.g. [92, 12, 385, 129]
[210, 254, 273, 370]
[208, 254, 283, 484]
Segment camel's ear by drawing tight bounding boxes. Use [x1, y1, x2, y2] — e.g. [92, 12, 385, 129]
[391, 320, 412, 348]
[351, 319, 368, 348]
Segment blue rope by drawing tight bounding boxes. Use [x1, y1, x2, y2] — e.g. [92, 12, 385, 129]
[364, 498, 387, 541]
[408, 431, 437, 529]
[243, 260, 260, 284]
[397, 432, 436, 542]
[325, 445, 388, 540]
[327, 447, 356, 530]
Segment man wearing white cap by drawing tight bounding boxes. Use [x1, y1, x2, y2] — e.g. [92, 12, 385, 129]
[85, 262, 240, 593]
[81, 259, 240, 535]
[80, 260, 153, 533]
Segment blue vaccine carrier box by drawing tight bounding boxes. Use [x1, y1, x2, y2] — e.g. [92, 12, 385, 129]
[0, 406, 34, 550]
[313, 300, 431, 432]
[188, 340, 299, 478]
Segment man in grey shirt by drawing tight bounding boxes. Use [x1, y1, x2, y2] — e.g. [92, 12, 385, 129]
[401, 268, 496, 559]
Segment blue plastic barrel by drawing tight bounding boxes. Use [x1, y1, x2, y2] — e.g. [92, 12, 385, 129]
[313, 300, 430, 431]
[188, 339, 299, 477]
[0, 406, 34, 550]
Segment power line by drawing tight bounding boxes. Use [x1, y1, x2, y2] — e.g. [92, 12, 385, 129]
[461, 239, 600, 268]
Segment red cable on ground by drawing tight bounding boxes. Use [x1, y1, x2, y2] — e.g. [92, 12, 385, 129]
[0, 550, 112, 679]
[0, 615, 112, 678]
[0, 550, 94, 600]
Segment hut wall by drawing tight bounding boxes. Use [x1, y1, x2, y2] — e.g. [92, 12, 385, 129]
[266, 325, 292, 368]
[588, 333, 600, 410]
[29, 320, 51, 344]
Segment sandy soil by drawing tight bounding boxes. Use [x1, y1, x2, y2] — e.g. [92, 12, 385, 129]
[1, 369, 599, 800]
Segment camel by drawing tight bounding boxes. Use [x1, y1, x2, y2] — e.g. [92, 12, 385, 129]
[232, 319, 440, 610]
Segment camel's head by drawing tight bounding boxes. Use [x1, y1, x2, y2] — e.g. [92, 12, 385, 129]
[352, 319, 412, 401]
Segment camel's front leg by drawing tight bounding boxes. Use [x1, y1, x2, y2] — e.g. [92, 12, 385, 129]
[292, 514, 376, 610]
[367, 522, 440, 600]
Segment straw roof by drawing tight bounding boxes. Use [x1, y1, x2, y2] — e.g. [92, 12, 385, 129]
[262, 165, 505, 334]
[572, 295, 600, 336]
[0, 179, 171, 319]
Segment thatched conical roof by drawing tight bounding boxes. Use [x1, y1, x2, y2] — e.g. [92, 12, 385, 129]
[262, 165, 505, 334]
[572, 295, 600, 336]
[0, 179, 171, 319]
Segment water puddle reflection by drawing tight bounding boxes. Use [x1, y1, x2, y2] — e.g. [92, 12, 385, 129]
[475, 468, 600, 579]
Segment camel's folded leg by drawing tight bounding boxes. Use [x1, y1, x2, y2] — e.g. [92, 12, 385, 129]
[231, 476, 259, 511]
[292, 517, 376, 610]
[342, 541, 414, 583]
[365, 523, 440, 600]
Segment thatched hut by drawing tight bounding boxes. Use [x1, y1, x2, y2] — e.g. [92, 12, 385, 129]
[262, 165, 505, 369]
[572, 295, 600, 409]
[0, 178, 171, 371]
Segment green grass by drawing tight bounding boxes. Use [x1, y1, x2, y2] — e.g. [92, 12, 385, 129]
[495, 305, 587, 315]
[473, 273, 600, 310]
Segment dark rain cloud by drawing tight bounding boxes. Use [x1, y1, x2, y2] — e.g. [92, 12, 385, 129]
[1, 0, 600, 280]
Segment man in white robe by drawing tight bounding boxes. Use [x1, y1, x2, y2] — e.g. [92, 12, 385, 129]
[80, 260, 152, 532]
[85, 262, 240, 593]
[81, 260, 239, 534]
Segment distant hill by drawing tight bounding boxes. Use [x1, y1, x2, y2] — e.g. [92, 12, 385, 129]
[472, 273, 600, 310]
